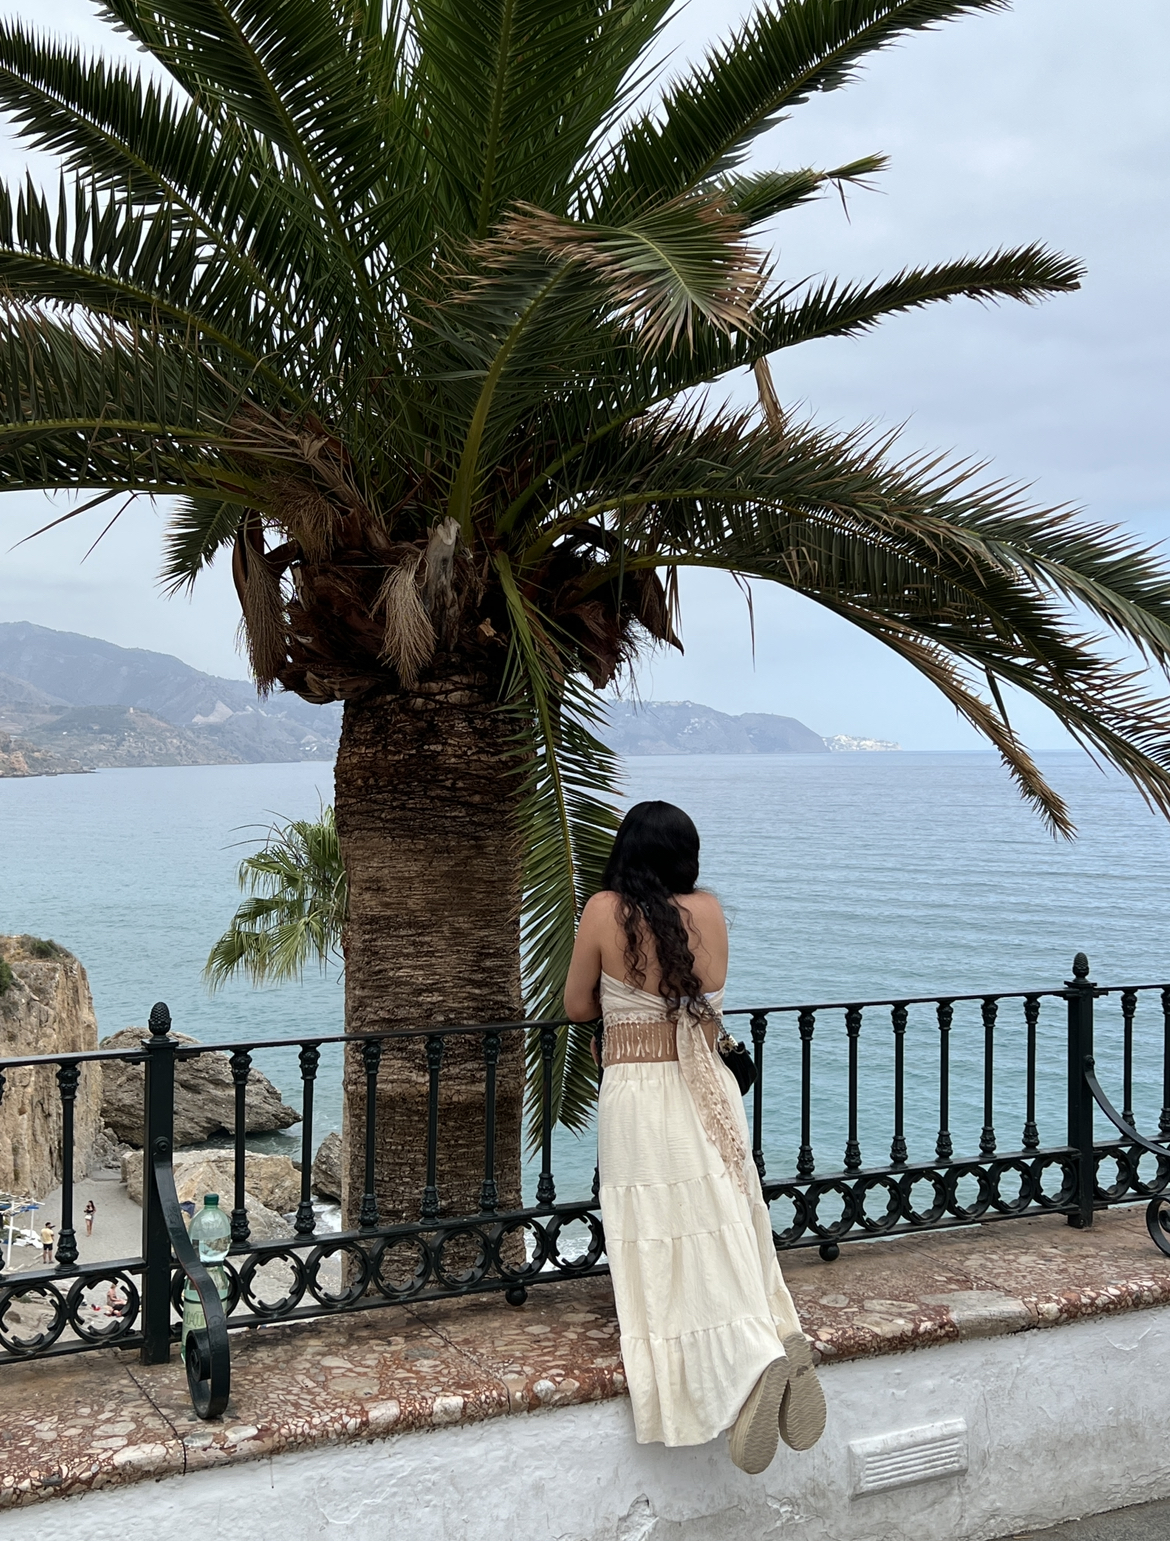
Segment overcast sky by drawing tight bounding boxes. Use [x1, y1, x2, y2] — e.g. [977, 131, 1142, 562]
[0, 0, 1167, 749]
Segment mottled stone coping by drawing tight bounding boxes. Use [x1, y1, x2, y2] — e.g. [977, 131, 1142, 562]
[2, 1205, 1169, 1512]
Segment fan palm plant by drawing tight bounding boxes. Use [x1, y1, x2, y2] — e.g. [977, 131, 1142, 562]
[204, 808, 345, 988]
[5, 0, 1170, 1221]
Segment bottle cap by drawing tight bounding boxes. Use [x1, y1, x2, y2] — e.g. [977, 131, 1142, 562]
[203, 1194, 220, 1206]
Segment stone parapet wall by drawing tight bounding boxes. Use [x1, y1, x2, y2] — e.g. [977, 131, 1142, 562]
[2, 1206, 1170, 1537]
[0, 936, 101, 1198]
[1, 1294, 1169, 1541]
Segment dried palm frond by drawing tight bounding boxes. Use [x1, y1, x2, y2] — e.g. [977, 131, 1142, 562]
[634, 568, 683, 649]
[269, 476, 336, 564]
[232, 520, 287, 692]
[480, 195, 765, 352]
[376, 550, 435, 685]
[421, 516, 462, 645]
[754, 356, 786, 436]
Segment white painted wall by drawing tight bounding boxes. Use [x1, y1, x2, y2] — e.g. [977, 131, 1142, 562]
[6, 1307, 1169, 1541]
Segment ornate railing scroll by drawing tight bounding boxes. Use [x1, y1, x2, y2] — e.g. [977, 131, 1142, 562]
[141, 1003, 230, 1418]
[1082, 1062, 1170, 1257]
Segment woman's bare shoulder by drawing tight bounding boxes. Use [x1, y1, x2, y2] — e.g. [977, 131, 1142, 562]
[681, 888, 725, 918]
[581, 890, 622, 926]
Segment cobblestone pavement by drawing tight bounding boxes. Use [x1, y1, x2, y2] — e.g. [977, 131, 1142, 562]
[1000, 1499, 1170, 1539]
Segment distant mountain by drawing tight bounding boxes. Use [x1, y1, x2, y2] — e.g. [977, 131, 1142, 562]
[0, 671, 69, 731]
[0, 627, 898, 769]
[604, 700, 829, 755]
[21, 705, 242, 769]
[0, 623, 340, 764]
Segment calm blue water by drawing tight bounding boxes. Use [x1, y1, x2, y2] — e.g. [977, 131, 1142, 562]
[3, 753, 1168, 1203]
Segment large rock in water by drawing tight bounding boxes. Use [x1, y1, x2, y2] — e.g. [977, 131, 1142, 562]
[120, 1152, 294, 1242]
[0, 935, 103, 1198]
[100, 1027, 300, 1146]
[311, 1130, 342, 1201]
[121, 1148, 300, 1213]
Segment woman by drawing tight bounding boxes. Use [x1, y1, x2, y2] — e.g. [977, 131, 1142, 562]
[565, 801, 825, 1475]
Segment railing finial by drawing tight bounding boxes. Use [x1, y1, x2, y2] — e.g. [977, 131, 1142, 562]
[148, 1001, 172, 1036]
[1072, 952, 1090, 981]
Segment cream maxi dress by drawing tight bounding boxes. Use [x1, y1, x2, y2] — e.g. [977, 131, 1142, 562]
[597, 971, 803, 1447]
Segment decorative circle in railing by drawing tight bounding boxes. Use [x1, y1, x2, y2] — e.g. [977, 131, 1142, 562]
[544, 1212, 605, 1275]
[305, 1239, 372, 1307]
[989, 1158, 1037, 1216]
[492, 1217, 549, 1282]
[66, 1271, 141, 1344]
[370, 1236, 431, 1300]
[1118, 1144, 1170, 1199]
[169, 1260, 241, 1322]
[431, 1226, 491, 1291]
[1029, 1153, 1077, 1209]
[1094, 1148, 1135, 1203]
[805, 1179, 860, 1241]
[765, 1184, 810, 1247]
[0, 1281, 68, 1355]
[899, 1169, 948, 1227]
[944, 1163, 995, 1222]
[853, 1173, 903, 1234]
[238, 1248, 307, 1317]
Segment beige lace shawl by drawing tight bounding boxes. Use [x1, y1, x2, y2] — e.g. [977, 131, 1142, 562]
[599, 971, 749, 1194]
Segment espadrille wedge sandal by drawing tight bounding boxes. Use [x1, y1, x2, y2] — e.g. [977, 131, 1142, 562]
[777, 1332, 826, 1451]
[728, 1358, 789, 1474]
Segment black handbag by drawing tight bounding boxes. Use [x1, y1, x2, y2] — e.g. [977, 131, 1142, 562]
[718, 1030, 756, 1096]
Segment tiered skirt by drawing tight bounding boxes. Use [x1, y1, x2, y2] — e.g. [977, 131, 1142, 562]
[598, 1056, 803, 1446]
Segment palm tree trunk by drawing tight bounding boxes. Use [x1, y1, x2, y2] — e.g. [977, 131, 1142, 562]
[334, 668, 524, 1232]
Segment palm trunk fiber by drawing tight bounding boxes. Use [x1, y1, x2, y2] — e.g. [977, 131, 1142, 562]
[334, 673, 524, 1234]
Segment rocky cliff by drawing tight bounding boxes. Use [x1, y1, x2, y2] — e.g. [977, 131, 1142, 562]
[0, 730, 87, 778]
[0, 936, 103, 1198]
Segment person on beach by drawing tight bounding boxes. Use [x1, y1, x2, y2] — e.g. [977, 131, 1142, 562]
[84, 1200, 96, 1237]
[40, 1222, 54, 1264]
[565, 801, 826, 1474]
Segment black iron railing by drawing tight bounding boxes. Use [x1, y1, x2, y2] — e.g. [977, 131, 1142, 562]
[0, 952, 1168, 1422]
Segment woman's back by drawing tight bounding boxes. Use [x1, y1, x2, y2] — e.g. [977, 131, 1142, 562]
[565, 887, 728, 1020]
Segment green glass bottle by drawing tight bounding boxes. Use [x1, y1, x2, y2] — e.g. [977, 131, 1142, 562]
[180, 1193, 231, 1362]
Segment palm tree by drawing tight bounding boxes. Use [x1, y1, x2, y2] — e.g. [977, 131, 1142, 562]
[204, 809, 345, 989]
[5, 0, 1170, 1224]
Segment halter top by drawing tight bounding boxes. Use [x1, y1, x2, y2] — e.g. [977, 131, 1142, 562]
[598, 971, 748, 1191]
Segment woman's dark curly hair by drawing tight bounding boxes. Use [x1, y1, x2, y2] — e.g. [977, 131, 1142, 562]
[600, 800, 712, 1015]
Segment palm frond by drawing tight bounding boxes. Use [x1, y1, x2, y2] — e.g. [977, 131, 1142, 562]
[545, 406, 1170, 831]
[0, 176, 301, 389]
[716, 155, 888, 225]
[412, 0, 673, 234]
[631, 244, 1085, 414]
[204, 806, 346, 988]
[0, 20, 360, 349]
[589, 0, 1008, 213]
[478, 243, 1082, 543]
[494, 553, 621, 1140]
[486, 195, 765, 351]
[98, 0, 391, 313]
[162, 495, 244, 590]
[0, 301, 264, 495]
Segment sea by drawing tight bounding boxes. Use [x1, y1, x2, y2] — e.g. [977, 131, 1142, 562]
[3, 751, 1169, 1206]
